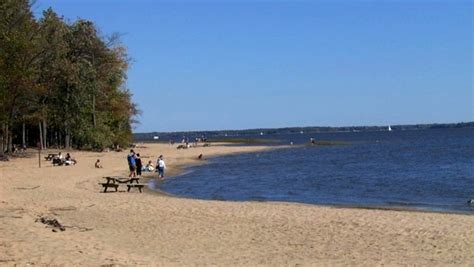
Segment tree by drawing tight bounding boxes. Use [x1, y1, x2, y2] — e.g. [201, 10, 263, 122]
[0, 1, 138, 153]
[0, 0, 41, 153]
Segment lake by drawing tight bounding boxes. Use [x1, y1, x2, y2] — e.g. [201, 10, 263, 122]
[156, 128, 474, 213]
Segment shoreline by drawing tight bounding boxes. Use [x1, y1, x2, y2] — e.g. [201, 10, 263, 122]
[1, 143, 473, 265]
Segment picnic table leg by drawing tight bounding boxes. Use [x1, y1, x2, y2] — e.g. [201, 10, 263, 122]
[138, 186, 142, 193]
[127, 185, 131, 192]
[115, 185, 118, 192]
[103, 186, 108, 193]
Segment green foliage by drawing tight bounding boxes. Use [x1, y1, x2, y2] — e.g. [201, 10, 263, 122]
[0, 1, 138, 152]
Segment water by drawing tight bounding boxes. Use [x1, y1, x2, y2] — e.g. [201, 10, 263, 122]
[157, 128, 474, 213]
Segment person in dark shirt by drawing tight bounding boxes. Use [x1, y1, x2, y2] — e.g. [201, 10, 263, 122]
[135, 153, 143, 177]
[127, 149, 136, 177]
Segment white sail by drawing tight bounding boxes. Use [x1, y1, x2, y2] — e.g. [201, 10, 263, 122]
[388, 126, 392, 131]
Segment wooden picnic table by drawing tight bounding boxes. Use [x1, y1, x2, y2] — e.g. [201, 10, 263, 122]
[99, 176, 145, 193]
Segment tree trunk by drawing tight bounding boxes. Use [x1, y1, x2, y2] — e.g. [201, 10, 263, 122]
[5, 124, 12, 153]
[38, 122, 43, 150]
[42, 119, 47, 149]
[58, 130, 62, 149]
[8, 131, 12, 153]
[65, 127, 70, 149]
[92, 94, 96, 128]
[22, 123, 26, 148]
[0, 133, 3, 153]
[1, 123, 5, 153]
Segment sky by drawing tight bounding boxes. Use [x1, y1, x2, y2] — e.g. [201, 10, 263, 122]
[35, 0, 473, 132]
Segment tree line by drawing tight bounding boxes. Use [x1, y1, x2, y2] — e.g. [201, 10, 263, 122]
[0, 0, 138, 154]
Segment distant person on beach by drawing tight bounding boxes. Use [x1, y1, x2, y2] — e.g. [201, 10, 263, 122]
[127, 149, 136, 177]
[135, 153, 143, 177]
[52, 152, 63, 165]
[157, 155, 166, 178]
[198, 154, 203, 160]
[95, 159, 103, 168]
[144, 160, 154, 172]
[65, 153, 77, 165]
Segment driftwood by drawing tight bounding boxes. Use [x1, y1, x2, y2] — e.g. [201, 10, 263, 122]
[15, 186, 40, 190]
[36, 215, 93, 232]
[36, 216, 66, 232]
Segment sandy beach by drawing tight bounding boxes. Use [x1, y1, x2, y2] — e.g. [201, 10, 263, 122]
[0, 143, 473, 266]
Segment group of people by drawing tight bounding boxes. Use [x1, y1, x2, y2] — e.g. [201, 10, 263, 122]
[127, 149, 166, 178]
[174, 136, 208, 148]
[53, 152, 77, 166]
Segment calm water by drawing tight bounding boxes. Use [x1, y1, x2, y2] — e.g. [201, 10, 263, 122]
[156, 128, 474, 213]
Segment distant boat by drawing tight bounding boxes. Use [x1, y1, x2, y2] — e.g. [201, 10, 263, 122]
[300, 131, 304, 134]
[153, 136, 159, 140]
[260, 132, 264, 136]
[388, 126, 392, 132]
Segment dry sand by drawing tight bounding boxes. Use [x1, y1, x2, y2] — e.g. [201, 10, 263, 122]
[0, 143, 473, 266]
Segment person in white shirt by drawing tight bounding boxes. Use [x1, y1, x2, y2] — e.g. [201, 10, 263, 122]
[144, 160, 154, 172]
[53, 152, 64, 166]
[157, 155, 166, 178]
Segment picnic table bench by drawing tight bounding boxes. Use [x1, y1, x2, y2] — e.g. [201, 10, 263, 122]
[99, 176, 145, 193]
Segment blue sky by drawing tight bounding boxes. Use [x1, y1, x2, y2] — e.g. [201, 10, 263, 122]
[35, 0, 473, 132]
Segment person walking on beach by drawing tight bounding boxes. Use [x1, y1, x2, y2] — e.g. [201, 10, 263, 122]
[127, 149, 136, 177]
[157, 155, 166, 178]
[135, 153, 143, 177]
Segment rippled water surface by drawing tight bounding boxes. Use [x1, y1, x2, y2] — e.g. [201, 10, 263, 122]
[158, 128, 474, 213]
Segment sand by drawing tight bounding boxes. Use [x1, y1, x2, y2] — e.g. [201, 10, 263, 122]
[0, 143, 473, 266]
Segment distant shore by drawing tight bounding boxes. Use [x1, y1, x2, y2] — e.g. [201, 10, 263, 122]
[0, 143, 473, 265]
[134, 121, 474, 142]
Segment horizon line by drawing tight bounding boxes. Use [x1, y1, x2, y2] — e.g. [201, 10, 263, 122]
[134, 121, 474, 134]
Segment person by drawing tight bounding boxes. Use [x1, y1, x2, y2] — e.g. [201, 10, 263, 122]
[157, 155, 166, 178]
[144, 160, 154, 172]
[52, 152, 64, 166]
[198, 154, 203, 160]
[65, 153, 77, 165]
[135, 153, 143, 177]
[127, 149, 136, 177]
[95, 159, 103, 168]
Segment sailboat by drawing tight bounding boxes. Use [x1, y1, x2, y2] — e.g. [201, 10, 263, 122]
[388, 125, 392, 132]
